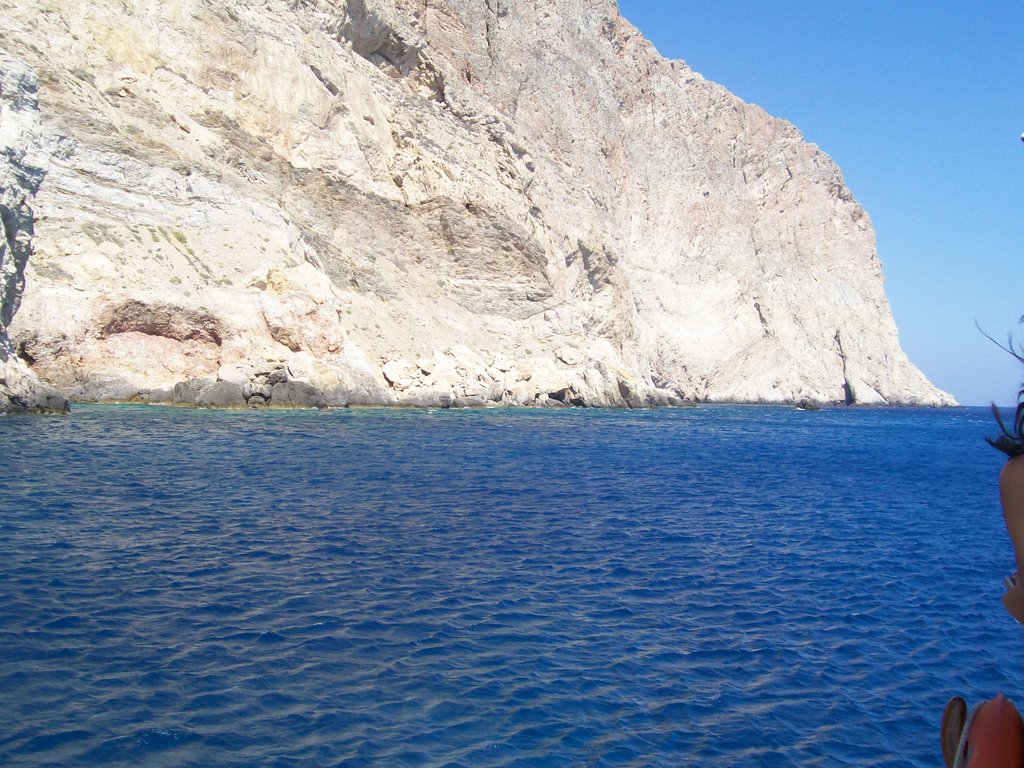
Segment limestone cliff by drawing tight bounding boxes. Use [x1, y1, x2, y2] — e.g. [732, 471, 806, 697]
[0, 0, 954, 407]
[0, 58, 68, 412]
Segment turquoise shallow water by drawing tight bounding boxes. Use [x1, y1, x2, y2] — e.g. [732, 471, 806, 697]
[0, 404, 1021, 766]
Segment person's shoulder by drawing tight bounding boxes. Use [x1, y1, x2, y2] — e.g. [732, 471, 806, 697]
[1001, 455, 1024, 487]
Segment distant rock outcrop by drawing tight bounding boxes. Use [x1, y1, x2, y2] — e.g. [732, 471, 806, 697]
[0, 0, 954, 408]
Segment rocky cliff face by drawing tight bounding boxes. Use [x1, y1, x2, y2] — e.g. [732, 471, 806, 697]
[0, 58, 68, 412]
[0, 0, 954, 407]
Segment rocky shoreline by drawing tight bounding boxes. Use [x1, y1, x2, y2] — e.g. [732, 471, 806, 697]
[67, 364, 690, 410]
[65, 370, 952, 412]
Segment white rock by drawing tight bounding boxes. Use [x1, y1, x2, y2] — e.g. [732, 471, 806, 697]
[1, 1, 955, 407]
[382, 359, 416, 390]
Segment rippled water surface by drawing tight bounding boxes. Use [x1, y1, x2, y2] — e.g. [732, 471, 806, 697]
[1, 405, 1021, 766]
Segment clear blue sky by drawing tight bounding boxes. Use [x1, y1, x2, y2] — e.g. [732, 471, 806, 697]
[616, 1, 1023, 406]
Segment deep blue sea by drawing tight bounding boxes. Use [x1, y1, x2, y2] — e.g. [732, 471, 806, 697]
[1, 404, 1021, 767]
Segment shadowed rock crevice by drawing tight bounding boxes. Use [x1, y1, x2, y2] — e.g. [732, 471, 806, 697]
[101, 300, 225, 346]
[334, 0, 446, 101]
[568, 239, 617, 293]
[0, 201, 30, 329]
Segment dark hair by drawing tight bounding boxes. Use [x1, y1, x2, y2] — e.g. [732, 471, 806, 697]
[987, 323, 1024, 458]
[989, 401, 1024, 458]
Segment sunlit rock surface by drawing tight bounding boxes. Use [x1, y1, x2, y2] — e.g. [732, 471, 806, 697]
[0, 0, 954, 407]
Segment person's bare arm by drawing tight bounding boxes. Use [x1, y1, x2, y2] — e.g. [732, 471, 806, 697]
[1000, 455, 1024, 575]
